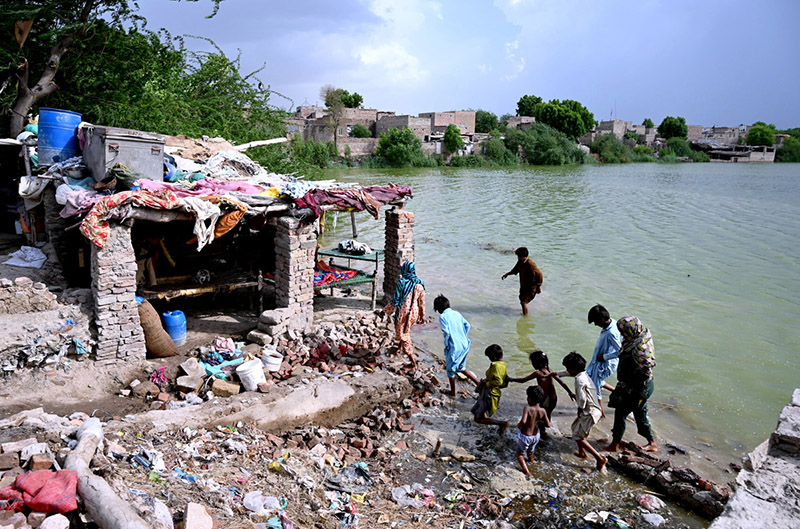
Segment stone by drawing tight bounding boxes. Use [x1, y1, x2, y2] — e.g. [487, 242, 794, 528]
[0, 467, 24, 488]
[13, 277, 32, 287]
[180, 358, 207, 379]
[452, 447, 476, 462]
[211, 379, 240, 398]
[157, 392, 170, 403]
[131, 380, 160, 398]
[257, 381, 274, 393]
[0, 512, 26, 528]
[26, 513, 47, 529]
[27, 453, 53, 472]
[246, 329, 273, 346]
[241, 343, 261, 355]
[1, 438, 37, 453]
[184, 503, 214, 529]
[39, 515, 69, 529]
[176, 376, 204, 393]
[0, 453, 19, 470]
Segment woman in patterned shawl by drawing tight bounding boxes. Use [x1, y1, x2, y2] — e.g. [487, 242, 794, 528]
[603, 316, 658, 453]
[383, 261, 426, 368]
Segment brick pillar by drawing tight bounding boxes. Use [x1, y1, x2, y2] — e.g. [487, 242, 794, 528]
[383, 205, 415, 304]
[91, 223, 145, 364]
[258, 216, 316, 337]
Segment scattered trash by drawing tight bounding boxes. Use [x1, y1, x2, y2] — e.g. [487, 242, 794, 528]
[324, 465, 375, 494]
[637, 493, 666, 512]
[642, 512, 667, 526]
[391, 483, 434, 508]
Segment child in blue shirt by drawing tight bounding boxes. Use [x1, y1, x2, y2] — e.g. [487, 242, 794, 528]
[434, 295, 480, 396]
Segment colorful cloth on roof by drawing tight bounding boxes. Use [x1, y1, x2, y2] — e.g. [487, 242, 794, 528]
[80, 189, 182, 248]
[617, 316, 656, 381]
[136, 178, 265, 198]
[282, 180, 314, 199]
[391, 262, 424, 318]
[295, 184, 413, 218]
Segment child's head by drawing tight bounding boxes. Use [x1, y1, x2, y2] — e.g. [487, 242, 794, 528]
[587, 304, 611, 327]
[529, 350, 549, 370]
[485, 344, 503, 362]
[562, 351, 586, 375]
[515, 247, 529, 259]
[433, 294, 450, 314]
[527, 385, 545, 406]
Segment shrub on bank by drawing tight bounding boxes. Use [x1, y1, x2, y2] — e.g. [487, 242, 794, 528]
[590, 134, 631, 164]
[504, 123, 585, 165]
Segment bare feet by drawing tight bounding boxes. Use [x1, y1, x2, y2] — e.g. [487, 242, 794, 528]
[641, 441, 659, 453]
[498, 422, 509, 436]
[596, 455, 608, 472]
[440, 389, 456, 397]
[602, 442, 621, 452]
[573, 451, 588, 459]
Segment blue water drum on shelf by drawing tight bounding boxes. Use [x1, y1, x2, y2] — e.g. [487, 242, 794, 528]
[162, 310, 187, 346]
[38, 108, 82, 165]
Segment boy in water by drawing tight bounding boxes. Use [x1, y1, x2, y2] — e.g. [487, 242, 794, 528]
[554, 352, 607, 472]
[501, 247, 543, 316]
[516, 386, 550, 478]
[509, 350, 575, 437]
[471, 344, 509, 435]
[434, 295, 480, 396]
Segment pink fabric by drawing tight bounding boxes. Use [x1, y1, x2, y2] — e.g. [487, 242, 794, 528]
[137, 178, 265, 198]
[59, 189, 101, 218]
[0, 470, 78, 513]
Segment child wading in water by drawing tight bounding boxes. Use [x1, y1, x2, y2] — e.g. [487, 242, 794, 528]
[554, 352, 607, 472]
[516, 386, 550, 478]
[434, 295, 480, 396]
[471, 344, 509, 435]
[509, 350, 575, 437]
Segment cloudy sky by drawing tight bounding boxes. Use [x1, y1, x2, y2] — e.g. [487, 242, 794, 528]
[136, 0, 800, 128]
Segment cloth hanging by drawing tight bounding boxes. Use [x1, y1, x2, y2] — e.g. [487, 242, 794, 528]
[181, 197, 222, 252]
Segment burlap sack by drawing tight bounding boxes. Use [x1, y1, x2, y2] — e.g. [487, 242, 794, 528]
[137, 299, 178, 358]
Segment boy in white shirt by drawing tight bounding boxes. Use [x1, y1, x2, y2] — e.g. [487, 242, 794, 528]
[555, 351, 607, 472]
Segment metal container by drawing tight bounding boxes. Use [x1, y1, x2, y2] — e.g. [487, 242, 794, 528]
[83, 125, 165, 181]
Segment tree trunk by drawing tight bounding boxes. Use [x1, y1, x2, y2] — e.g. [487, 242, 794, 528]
[9, 0, 95, 136]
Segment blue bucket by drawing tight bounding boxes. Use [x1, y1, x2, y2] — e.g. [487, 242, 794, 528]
[38, 108, 82, 165]
[162, 310, 187, 346]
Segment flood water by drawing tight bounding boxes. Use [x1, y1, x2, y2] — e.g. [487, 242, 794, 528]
[320, 162, 800, 474]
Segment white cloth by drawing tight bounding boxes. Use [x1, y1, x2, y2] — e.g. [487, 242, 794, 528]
[181, 197, 221, 251]
[4, 246, 47, 268]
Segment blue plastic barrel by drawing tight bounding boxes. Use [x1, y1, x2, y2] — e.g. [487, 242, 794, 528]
[38, 108, 82, 165]
[162, 310, 187, 346]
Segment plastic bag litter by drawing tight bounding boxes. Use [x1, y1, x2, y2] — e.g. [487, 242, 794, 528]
[243, 491, 281, 515]
[391, 483, 434, 508]
[4, 246, 47, 268]
[637, 493, 666, 512]
[642, 512, 666, 527]
[324, 465, 374, 494]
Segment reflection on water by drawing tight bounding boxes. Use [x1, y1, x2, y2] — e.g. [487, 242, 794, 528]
[320, 163, 800, 467]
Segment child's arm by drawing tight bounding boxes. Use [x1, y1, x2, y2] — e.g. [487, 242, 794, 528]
[550, 371, 576, 401]
[508, 371, 537, 384]
[541, 408, 551, 428]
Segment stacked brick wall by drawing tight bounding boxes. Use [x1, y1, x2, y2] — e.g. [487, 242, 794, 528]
[0, 277, 58, 314]
[91, 223, 145, 363]
[253, 217, 317, 340]
[383, 206, 415, 304]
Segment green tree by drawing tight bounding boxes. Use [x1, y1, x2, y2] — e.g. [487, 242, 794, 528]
[475, 109, 498, 133]
[532, 99, 595, 139]
[443, 124, 464, 153]
[590, 134, 631, 164]
[320, 84, 347, 149]
[0, 0, 222, 136]
[349, 124, 372, 138]
[657, 116, 688, 139]
[375, 126, 431, 168]
[776, 136, 800, 162]
[504, 122, 585, 165]
[642, 118, 655, 129]
[340, 90, 363, 108]
[516, 94, 542, 117]
[746, 124, 775, 146]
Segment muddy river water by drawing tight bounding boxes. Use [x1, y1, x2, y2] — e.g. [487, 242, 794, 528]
[320, 162, 800, 523]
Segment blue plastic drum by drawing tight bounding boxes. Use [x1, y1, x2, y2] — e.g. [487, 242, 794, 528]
[38, 108, 82, 165]
[162, 310, 187, 346]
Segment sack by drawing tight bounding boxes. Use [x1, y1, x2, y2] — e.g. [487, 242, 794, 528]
[138, 299, 178, 358]
[470, 383, 489, 418]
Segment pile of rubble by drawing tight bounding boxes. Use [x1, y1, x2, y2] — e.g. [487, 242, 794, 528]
[0, 277, 92, 375]
[120, 310, 425, 410]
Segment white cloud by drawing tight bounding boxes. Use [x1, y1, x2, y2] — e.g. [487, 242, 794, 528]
[478, 63, 493, 74]
[358, 44, 428, 84]
[503, 39, 526, 80]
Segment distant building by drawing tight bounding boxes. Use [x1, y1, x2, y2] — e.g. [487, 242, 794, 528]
[506, 116, 536, 130]
[705, 144, 775, 163]
[596, 119, 633, 140]
[418, 111, 476, 135]
[375, 115, 431, 140]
